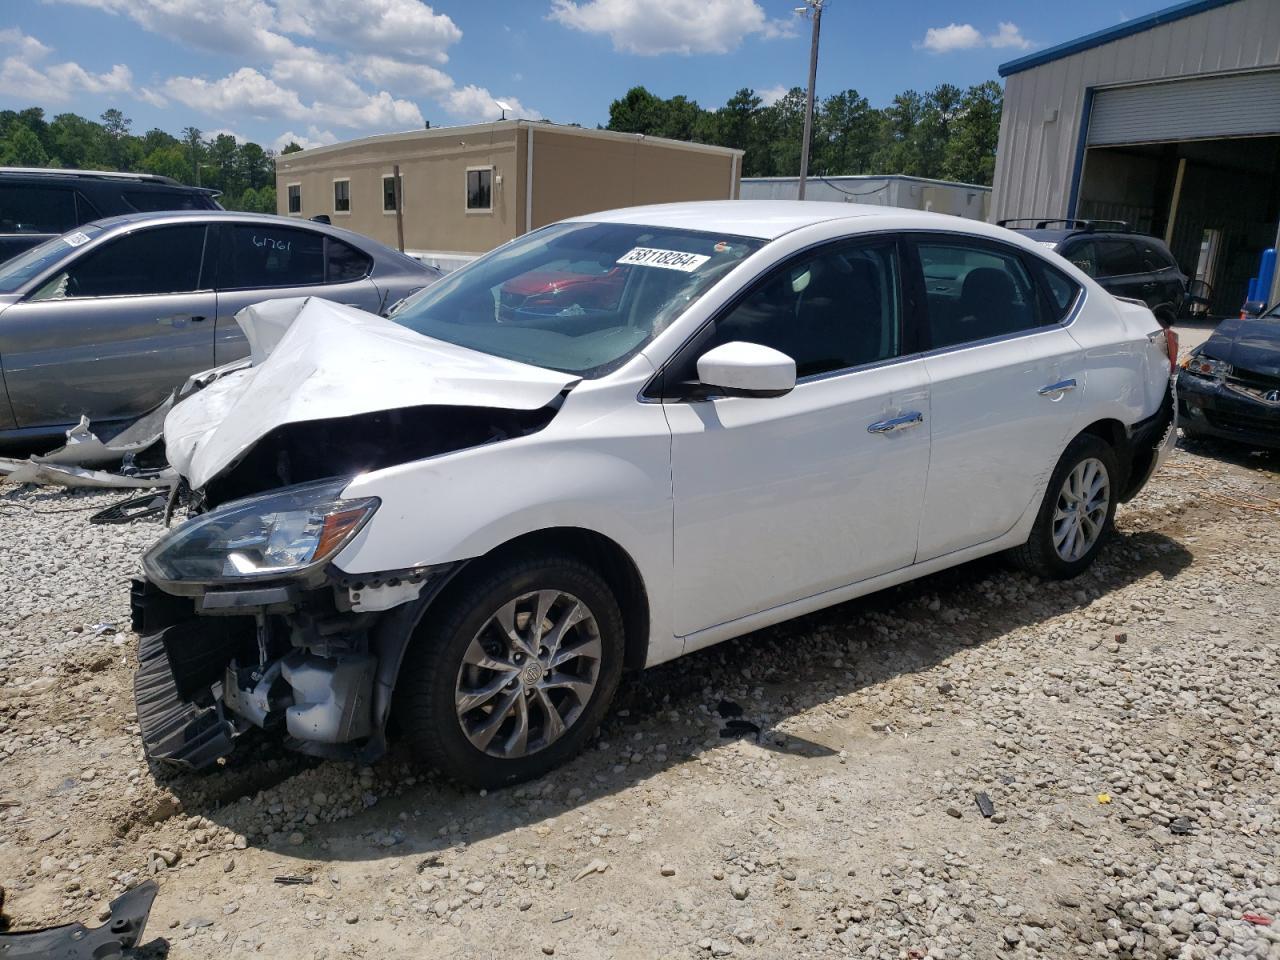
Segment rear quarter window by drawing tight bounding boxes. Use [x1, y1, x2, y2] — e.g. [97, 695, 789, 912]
[1033, 260, 1083, 321]
[124, 190, 218, 212]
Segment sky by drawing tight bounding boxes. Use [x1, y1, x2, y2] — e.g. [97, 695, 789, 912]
[1, 0, 1176, 152]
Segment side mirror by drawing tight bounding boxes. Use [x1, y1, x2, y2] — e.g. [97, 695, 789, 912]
[1241, 300, 1266, 319]
[695, 341, 796, 399]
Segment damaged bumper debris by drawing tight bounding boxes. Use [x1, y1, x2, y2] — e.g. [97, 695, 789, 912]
[133, 559, 459, 769]
[131, 475, 452, 769]
[0, 881, 158, 959]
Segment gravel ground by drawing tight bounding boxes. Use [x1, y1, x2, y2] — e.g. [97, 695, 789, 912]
[1, 434, 1277, 960]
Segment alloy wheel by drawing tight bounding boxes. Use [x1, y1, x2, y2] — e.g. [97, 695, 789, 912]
[1052, 457, 1110, 562]
[454, 590, 602, 759]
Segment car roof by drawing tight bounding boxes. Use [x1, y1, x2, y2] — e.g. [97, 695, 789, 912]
[570, 200, 1011, 241]
[0, 167, 212, 192]
[85, 209, 375, 243]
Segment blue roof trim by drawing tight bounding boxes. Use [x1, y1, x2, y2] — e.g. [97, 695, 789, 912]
[998, 0, 1242, 77]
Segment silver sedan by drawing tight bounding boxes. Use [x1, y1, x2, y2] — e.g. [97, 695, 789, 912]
[0, 210, 441, 447]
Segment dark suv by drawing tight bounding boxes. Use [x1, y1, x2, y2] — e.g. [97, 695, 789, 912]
[0, 168, 221, 263]
[998, 219, 1186, 322]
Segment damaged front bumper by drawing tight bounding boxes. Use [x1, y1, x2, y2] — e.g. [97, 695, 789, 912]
[131, 562, 458, 770]
[1177, 370, 1280, 449]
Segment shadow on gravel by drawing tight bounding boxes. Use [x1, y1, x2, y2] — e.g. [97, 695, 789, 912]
[1176, 431, 1280, 472]
[152, 527, 1193, 863]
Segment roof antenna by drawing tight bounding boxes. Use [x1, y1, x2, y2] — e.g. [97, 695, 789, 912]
[495, 100, 512, 121]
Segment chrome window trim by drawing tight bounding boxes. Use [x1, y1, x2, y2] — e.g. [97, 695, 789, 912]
[639, 228, 1087, 404]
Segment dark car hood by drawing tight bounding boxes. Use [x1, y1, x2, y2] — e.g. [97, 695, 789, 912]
[1200, 316, 1280, 378]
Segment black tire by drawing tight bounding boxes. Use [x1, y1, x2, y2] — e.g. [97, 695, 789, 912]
[394, 553, 624, 789]
[1010, 433, 1120, 579]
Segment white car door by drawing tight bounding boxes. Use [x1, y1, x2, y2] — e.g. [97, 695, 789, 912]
[661, 237, 931, 638]
[910, 235, 1084, 562]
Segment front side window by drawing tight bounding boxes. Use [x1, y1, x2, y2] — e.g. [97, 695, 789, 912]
[222, 224, 325, 289]
[288, 184, 301, 214]
[705, 239, 902, 379]
[382, 175, 398, 212]
[917, 240, 1042, 348]
[0, 184, 76, 235]
[390, 221, 764, 377]
[30, 225, 207, 300]
[333, 179, 350, 213]
[466, 168, 492, 211]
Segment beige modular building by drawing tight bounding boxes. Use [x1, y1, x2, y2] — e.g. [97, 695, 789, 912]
[275, 120, 743, 270]
[990, 0, 1280, 314]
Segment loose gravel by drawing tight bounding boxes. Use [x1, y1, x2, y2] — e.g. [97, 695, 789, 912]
[1, 436, 1277, 960]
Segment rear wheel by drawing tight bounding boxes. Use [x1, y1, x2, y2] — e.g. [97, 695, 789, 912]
[1011, 434, 1119, 579]
[395, 554, 624, 789]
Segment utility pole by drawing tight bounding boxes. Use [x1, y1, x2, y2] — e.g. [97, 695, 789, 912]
[796, 0, 824, 200]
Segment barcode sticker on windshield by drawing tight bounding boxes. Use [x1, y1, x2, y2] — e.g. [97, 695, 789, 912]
[617, 247, 710, 272]
[63, 232, 91, 247]
[1037, 241, 1058, 249]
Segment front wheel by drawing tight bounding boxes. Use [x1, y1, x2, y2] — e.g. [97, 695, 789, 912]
[395, 554, 624, 789]
[1011, 434, 1119, 579]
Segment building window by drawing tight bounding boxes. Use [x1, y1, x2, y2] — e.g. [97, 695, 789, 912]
[333, 178, 350, 214]
[466, 167, 492, 212]
[382, 174, 399, 213]
[287, 183, 301, 214]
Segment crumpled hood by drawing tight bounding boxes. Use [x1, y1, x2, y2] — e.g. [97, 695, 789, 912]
[165, 297, 579, 490]
[1200, 315, 1280, 378]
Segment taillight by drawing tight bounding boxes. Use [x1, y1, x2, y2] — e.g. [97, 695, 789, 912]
[1161, 327, 1179, 373]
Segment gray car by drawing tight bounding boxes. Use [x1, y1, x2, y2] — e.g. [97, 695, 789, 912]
[0, 211, 441, 447]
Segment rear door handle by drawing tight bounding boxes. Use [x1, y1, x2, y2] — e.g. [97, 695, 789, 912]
[867, 411, 924, 434]
[1038, 378, 1077, 396]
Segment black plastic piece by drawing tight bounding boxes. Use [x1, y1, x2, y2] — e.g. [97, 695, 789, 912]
[91, 492, 168, 525]
[974, 792, 995, 818]
[135, 628, 236, 769]
[158, 619, 253, 703]
[0, 880, 158, 958]
[130, 577, 195, 636]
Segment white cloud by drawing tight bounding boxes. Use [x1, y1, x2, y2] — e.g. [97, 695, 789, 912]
[918, 21, 1033, 53]
[0, 27, 134, 102]
[275, 0, 460, 61]
[317, 90, 425, 130]
[272, 127, 338, 152]
[205, 127, 248, 144]
[988, 22, 1034, 50]
[136, 86, 168, 108]
[758, 84, 788, 107]
[357, 55, 453, 97]
[164, 67, 305, 120]
[441, 85, 542, 122]
[548, 0, 793, 55]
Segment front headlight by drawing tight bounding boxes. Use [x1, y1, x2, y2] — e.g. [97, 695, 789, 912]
[1181, 354, 1231, 380]
[144, 478, 378, 584]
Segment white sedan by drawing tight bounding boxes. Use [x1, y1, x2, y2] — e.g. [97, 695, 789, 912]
[133, 201, 1177, 786]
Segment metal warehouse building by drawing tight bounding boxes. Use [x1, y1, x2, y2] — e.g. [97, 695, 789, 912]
[990, 0, 1280, 313]
[276, 121, 742, 271]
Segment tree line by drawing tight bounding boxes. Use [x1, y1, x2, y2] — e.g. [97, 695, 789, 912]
[0, 107, 305, 212]
[606, 81, 1003, 185]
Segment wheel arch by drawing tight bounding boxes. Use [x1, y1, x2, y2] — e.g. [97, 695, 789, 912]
[374, 525, 651, 715]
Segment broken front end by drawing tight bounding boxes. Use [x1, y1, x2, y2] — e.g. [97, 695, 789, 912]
[132, 477, 459, 769]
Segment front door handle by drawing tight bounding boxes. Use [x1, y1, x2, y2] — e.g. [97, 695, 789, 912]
[1038, 378, 1077, 396]
[867, 411, 924, 435]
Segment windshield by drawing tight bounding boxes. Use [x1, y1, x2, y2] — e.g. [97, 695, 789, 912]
[389, 221, 764, 377]
[0, 225, 105, 293]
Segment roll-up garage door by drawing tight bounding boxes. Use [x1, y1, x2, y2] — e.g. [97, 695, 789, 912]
[1087, 69, 1280, 146]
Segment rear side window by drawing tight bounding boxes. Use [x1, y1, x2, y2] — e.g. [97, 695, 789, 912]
[32, 225, 207, 299]
[1095, 239, 1142, 277]
[0, 184, 77, 235]
[222, 224, 325, 289]
[916, 240, 1042, 348]
[123, 190, 217, 212]
[706, 238, 902, 379]
[1035, 262, 1083, 321]
[327, 238, 372, 282]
